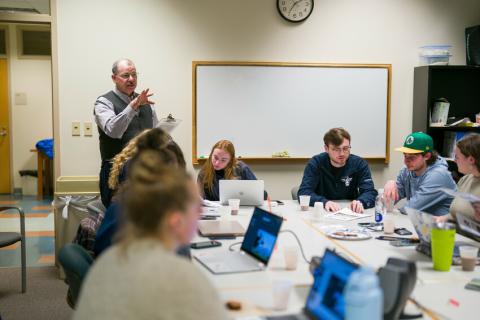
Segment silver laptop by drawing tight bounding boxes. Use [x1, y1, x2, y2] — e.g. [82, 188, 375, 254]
[195, 207, 283, 274]
[265, 249, 359, 320]
[219, 180, 264, 206]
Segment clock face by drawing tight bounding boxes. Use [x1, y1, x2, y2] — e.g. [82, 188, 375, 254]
[277, 0, 314, 23]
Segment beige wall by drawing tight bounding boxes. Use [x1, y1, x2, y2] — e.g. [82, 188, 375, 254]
[55, 0, 480, 199]
[3, 23, 52, 195]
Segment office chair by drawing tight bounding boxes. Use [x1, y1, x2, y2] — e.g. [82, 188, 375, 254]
[0, 206, 26, 293]
[58, 243, 93, 308]
[291, 186, 299, 201]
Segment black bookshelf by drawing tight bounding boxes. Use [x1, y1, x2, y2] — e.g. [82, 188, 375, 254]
[412, 65, 480, 157]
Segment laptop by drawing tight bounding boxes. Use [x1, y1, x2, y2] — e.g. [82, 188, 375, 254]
[197, 220, 245, 237]
[219, 180, 264, 206]
[405, 208, 479, 264]
[266, 249, 359, 320]
[195, 206, 283, 274]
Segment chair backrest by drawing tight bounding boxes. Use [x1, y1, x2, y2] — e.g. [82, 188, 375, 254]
[58, 243, 93, 307]
[291, 186, 299, 200]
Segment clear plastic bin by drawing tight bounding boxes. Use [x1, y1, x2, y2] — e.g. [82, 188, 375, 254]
[419, 45, 452, 65]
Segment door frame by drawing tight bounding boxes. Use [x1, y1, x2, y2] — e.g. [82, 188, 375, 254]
[0, 3, 55, 194]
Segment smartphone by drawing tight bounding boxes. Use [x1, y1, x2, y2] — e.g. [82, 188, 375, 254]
[390, 240, 418, 247]
[376, 235, 409, 241]
[394, 228, 413, 236]
[190, 240, 222, 249]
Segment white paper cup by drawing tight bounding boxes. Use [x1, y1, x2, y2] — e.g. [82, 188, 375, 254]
[313, 202, 324, 221]
[272, 279, 293, 310]
[299, 195, 310, 211]
[284, 246, 298, 270]
[459, 246, 479, 271]
[228, 199, 240, 215]
[383, 216, 395, 234]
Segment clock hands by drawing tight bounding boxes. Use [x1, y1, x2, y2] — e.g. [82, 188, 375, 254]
[289, 0, 303, 15]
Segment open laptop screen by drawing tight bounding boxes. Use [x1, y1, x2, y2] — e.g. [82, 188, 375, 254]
[240, 207, 283, 265]
[304, 249, 358, 320]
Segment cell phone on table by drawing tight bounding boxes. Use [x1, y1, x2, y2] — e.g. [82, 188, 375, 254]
[394, 228, 413, 236]
[376, 235, 415, 241]
[389, 239, 418, 247]
[190, 240, 222, 249]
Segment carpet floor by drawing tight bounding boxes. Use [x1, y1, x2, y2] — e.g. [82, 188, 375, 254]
[0, 266, 72, 320]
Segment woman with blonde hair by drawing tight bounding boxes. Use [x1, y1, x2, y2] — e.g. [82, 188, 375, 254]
[197, 139, 264, 201]
[74, 150, 229, 319]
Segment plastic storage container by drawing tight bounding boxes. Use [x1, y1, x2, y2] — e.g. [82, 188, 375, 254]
[419, 45, 452, 65]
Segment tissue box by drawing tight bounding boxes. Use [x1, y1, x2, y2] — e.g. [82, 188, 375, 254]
[419, 45, 452, 65]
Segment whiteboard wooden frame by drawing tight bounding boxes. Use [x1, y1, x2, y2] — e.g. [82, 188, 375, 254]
[192, 61, 391, 165]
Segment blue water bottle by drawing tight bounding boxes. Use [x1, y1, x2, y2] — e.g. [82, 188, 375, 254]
[374, 189, 385, 223]
[344, 267, 383, 320]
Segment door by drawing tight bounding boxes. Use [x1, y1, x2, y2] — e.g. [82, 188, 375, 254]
[0, 58, 11, 193]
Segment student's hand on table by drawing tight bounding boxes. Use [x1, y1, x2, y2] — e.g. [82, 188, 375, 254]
[383, 180, 398, 202]
[325, 201, 341, 212]
[350, 200, 364, 213]
[132, 88, 155, 110]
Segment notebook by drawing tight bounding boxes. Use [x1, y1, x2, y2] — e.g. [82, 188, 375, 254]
[219, 180, 264, 206]
[195, 207, 283, 274]
[266, 249, 359, 320]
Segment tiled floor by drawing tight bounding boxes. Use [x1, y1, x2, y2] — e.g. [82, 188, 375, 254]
[0, 194, 55, 268]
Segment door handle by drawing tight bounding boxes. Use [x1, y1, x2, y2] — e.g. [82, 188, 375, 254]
[0, 128, 7, 136]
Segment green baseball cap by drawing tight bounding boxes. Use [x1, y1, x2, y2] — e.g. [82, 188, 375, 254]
[395, 132, 433, 154]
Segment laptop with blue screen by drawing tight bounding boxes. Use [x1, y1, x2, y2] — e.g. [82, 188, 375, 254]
[266, 249, 359, 320]
[195, 206, 283, 274]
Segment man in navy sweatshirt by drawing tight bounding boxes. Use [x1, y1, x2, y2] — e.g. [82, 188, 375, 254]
[298, 128, 377, 213]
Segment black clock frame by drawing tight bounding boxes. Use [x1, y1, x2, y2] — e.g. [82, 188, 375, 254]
[277, 0, 314, 23]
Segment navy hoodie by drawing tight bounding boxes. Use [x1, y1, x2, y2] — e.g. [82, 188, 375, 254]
[298, 153, 377, 208]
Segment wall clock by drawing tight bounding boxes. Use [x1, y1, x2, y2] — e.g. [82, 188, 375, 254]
[277, 0, 314, 23]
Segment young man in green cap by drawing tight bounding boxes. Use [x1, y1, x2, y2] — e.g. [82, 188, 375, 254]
[383, 132, 456, 216]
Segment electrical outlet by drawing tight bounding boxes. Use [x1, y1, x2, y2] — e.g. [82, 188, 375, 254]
[84, 122, 93, 136]
[72, 122, 81, 136]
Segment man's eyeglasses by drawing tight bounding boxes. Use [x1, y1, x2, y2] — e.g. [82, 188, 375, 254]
[330, 146, 351, 153]
[116, 72, 138, 80]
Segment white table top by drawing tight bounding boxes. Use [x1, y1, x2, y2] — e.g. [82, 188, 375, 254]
[192, 200, 479, 319]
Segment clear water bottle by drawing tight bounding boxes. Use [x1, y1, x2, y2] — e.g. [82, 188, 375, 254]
[344, 267, 383, 320]
[375, 189, 385, 223]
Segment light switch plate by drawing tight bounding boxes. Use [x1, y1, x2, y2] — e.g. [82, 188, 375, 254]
[72, 122, 81, 136]
[84, 122, 93, 136]
[15, 92, 27, 105]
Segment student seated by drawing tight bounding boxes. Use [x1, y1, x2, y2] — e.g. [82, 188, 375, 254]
[383, 132, 456, 216]
[74, 151, 229, 319]
[298, 128, 377, 213]
[197, 139, 265, 201]
[94, 128, 186, 257]
[449, 134, 480, 222]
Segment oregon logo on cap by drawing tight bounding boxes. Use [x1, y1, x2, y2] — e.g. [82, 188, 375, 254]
[406, 136, 414, 145]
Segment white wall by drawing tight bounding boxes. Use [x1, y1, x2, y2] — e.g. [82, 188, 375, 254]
[4, 23, 52, 195]
[54, 0, 480, 199]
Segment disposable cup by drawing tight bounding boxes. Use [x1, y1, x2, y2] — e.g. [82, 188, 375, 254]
[228, 199, 240, 215]
[284, 246, 298, 270]
[299, 195, 310, 211]
[459, 246, 479, 271]
[272, 279, 293, 310]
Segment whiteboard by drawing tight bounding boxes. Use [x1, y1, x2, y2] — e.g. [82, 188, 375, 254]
[193, 62, 390, 163]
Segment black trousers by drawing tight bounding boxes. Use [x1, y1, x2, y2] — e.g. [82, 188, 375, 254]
[99, 160, 113, 208]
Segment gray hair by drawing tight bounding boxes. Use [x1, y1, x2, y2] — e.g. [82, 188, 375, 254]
[112, 58, 134, 74]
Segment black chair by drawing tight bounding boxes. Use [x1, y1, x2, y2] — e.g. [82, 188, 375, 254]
[291, 186, 299, 200]
[0, 206, 26, 293]
[58, 243, 93, 308]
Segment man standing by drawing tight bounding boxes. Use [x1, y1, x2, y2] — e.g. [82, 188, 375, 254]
[94, 59, 158, 206]
[383, 132, 456, 216]
[298, 128, 377, 213]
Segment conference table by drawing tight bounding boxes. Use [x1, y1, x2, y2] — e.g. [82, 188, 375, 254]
[192, 200, 479, 320]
